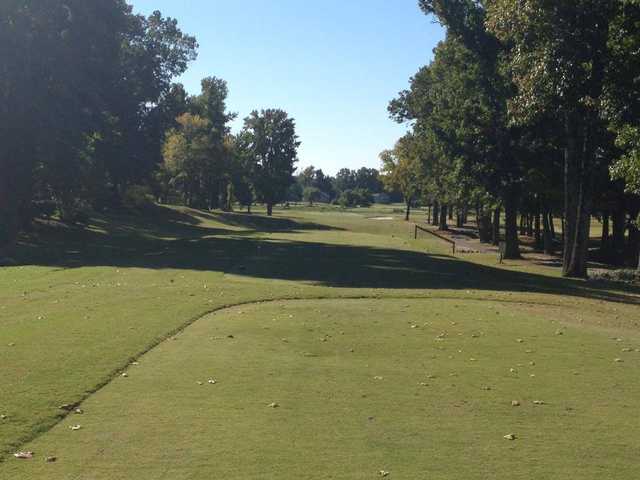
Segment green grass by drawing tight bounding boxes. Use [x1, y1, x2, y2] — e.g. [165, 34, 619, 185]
[1, 204, 639, 478]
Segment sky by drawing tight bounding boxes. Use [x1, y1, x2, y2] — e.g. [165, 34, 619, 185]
[129, 1, 444, 175]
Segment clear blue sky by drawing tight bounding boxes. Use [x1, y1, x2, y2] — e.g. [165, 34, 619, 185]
[130, 1, 443, 175]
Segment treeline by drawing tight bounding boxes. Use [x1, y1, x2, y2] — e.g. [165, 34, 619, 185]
[0, 1, 299, 258]
[287, 166, 390, 207]
[159, 80, 299, 216]
[383, 0, 640, 277]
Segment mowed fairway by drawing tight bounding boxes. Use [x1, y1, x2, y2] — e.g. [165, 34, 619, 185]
[1, 206, 640, 478]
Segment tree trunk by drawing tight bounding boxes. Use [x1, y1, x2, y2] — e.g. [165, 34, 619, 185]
[448, 206, 453, 221]
[549, 212, 556, 239]
[427, 205, 431, 224]
[492, 207, 500, 246]
[562, 111, 592, 278]
[534, 209, 542, 249]
[600, 211, 609, 255]
[266, 203, 273, 216]
[628, 213, 639, 268]
[478, 210, 492, 243]
[247, 203, 252, 214]
[432, 202, 440, 227]
[456, 206, 463, 228]
[439, 204, 448, 231]
[542, 207, 554, 255]
[503, 188, 521, 259]
[405, 200, 411, 221]
[527, 214, 534, 237]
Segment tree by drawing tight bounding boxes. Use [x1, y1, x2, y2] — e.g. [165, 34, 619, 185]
[162, 113, 214, 207]
[242, 109, 300, 216]
[230, 132, 257, 213]
[390, 16, 524, 257]
[380, 134, 425, 221]
[354, 167, 384, 194]
[487, 0, 623, 277]
[0, 0, 129, 256]
[97, 8, 197, 192]
[303, 186, 322, 206]
[334, 168, 357, 193]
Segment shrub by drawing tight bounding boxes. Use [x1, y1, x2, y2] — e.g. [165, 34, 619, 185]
[337, 188, 373, 207]
[122, 185, 155, 211]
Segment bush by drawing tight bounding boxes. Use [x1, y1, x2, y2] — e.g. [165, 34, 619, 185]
[337, 188, 373, 207]
[122, 185, 155, 211]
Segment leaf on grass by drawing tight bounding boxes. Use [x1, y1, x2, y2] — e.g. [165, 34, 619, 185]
[45, 456, 57, 463]
[511, 400, 520, 406]
[14, 451, 34, 459]
[503, 434, 516, 440]
[69, 425, 81, 431]
[532, 400, 545, 405]
[379, 470, 390, 477]
[268, 402, 279, 408]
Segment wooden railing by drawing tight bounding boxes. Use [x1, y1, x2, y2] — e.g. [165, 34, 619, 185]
[414, 224, 456, 255]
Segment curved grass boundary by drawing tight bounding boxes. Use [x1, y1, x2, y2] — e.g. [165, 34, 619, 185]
[1, 291, 607, 463]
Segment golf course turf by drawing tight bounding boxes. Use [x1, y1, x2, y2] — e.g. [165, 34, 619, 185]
[1, 205, 639, 478]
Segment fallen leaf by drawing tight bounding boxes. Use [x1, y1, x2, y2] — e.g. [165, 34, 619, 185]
[45, 456, 57, 463]
[511, 400, 520, 407]
[379, 470, 390, 477]
[503, 434, 516, 441]
[268, 402, 279, 408]
[69, 425, 81, 431]
[14, 451, 34, 459]
[532, 400, 545, 405]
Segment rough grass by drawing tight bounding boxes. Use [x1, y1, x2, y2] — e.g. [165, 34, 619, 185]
[1, 204, 639, 478]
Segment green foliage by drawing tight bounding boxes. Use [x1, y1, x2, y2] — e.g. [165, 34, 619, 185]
[337, 188, 373, 207]
[610, 125, 640, 194]
[122, 185, 155, 211]
[302, 186, 322, 205]
[242, 109, 300, 215]
[380, 133, 426, 206]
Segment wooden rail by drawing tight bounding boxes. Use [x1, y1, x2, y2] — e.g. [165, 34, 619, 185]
[414, 224, 456, 255]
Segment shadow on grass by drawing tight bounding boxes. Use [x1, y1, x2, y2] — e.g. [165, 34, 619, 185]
[12, 205, 640, 305]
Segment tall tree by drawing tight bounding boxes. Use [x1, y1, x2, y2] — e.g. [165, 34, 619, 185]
[242, 109, 300, 216]
[487, 0, 620, 277]
[380, 134, 426, 221]
[391, 5, 524, 258]
[0, 0, 129, 256]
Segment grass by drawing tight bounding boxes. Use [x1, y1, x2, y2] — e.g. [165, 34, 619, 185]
[1, 204, 639, 478]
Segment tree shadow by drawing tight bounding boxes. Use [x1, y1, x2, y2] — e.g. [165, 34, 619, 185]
[12, 206, 640, 306]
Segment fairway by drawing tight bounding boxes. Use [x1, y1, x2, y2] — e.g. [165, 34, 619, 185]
[4, 297, 640, 479]
[2, 206, 640, 478]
